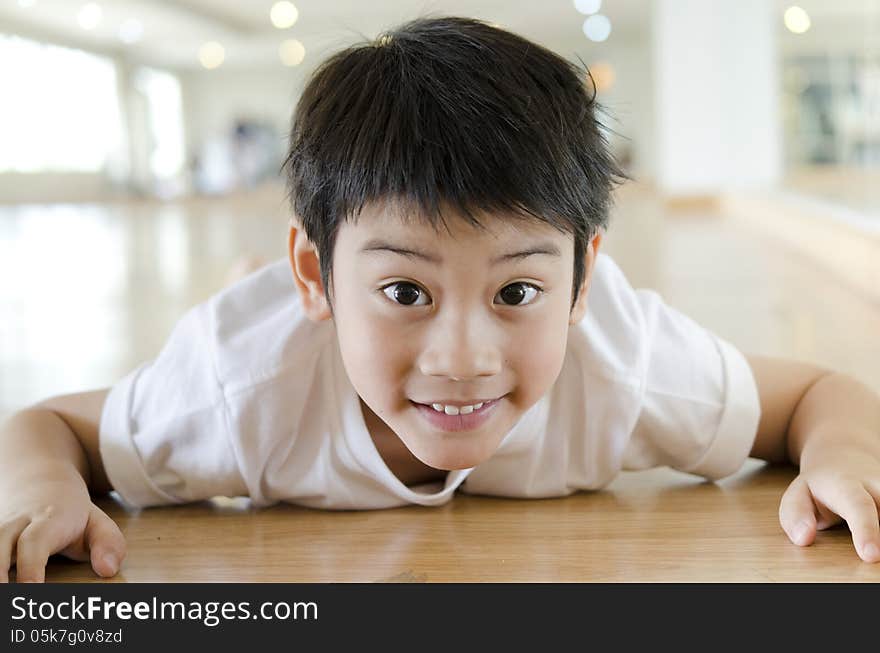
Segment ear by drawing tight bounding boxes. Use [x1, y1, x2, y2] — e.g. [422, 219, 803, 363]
[568, 230, 603, 325]
[288, 220, 333, 322]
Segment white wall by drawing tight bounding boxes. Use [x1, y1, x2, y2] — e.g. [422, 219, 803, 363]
[652, 0, 783, 196]
[180, 68, 307, 161]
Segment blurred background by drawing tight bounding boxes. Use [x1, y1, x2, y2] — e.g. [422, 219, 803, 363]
[1, 0, 878, 420]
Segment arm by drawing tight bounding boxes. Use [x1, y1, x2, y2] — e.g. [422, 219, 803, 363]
[31, 389, 112, 494]
[746, 354, 880, 562]
[0, 389, 125, 582]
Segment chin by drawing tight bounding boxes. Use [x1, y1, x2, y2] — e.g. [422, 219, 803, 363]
[411, 441, 497, 471]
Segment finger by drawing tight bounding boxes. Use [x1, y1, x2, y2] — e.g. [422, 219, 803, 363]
[813, 498, 841, 531]
[807, 479, 880, 563]
[14, 519, 57, 583]
[862, 478, 880, 509]
[0, 517, 30, 584]
[779, 476, 818, 546]
[83, 505, 126, 578]
[861, 479, 880, 539]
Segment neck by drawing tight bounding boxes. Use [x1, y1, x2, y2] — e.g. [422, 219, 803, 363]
[360, 399, 447, 486]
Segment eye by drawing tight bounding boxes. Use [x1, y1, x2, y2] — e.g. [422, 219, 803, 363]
[494, 282, 542, 306]
[381, 281, 431, 306]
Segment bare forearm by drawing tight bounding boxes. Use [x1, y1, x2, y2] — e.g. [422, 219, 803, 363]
[0, 408, 92, 488]
[0, 406, 125, 582]
[786, 372, 880, 466]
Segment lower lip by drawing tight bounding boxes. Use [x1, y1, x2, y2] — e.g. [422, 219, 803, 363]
[411, 398, 502, 432]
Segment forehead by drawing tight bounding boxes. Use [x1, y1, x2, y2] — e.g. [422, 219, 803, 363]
[344, 200, 569, 246]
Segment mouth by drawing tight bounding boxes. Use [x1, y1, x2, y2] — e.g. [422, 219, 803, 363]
[409, 397, 503, 433]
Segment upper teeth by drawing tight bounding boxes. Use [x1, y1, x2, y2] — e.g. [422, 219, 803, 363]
[431, 402, 484, 415]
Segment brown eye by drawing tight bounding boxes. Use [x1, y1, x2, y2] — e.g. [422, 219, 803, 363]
[495, 282, 541, 306]
[382, 282, 430, 306]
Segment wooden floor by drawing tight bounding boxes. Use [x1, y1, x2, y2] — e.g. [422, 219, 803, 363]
[38, 464, 880, 583]
[2, 178, 879, 581]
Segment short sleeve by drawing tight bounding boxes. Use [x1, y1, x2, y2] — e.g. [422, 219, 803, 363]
[622, 289, 761, 480]
[99, 303, 247, 508]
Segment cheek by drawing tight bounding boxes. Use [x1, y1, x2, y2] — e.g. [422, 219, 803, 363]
[509, 311, 570, 401]
[334, 301, 413, 396]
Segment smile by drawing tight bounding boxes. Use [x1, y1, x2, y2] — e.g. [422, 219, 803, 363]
[428, 401, 485, 415]
[410, 397, 502, 432]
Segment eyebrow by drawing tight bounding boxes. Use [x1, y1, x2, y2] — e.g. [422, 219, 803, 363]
[359, 239, 562, 266]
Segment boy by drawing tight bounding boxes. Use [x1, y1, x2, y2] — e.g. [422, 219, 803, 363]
[2, 17, 879, 583]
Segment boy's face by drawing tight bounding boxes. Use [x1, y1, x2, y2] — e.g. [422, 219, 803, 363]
[290, 203, 601, 471]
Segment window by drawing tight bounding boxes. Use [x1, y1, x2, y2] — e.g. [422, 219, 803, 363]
[133, 66, 185, 184]
[0, 34, 124, 173]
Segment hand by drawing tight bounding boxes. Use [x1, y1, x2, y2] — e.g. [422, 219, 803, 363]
[778, 434, 880, 563]
[1, 465, 126, 582]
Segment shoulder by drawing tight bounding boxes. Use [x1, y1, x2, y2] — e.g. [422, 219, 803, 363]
[205, 258, 333, 392]
[566, 252, 647, 384]
[590, 253, 647, 320]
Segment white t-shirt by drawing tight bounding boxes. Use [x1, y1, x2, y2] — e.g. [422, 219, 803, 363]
[99, 253, 761, 510]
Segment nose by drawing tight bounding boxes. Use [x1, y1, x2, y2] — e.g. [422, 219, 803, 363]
[417, 308, 503, 381]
